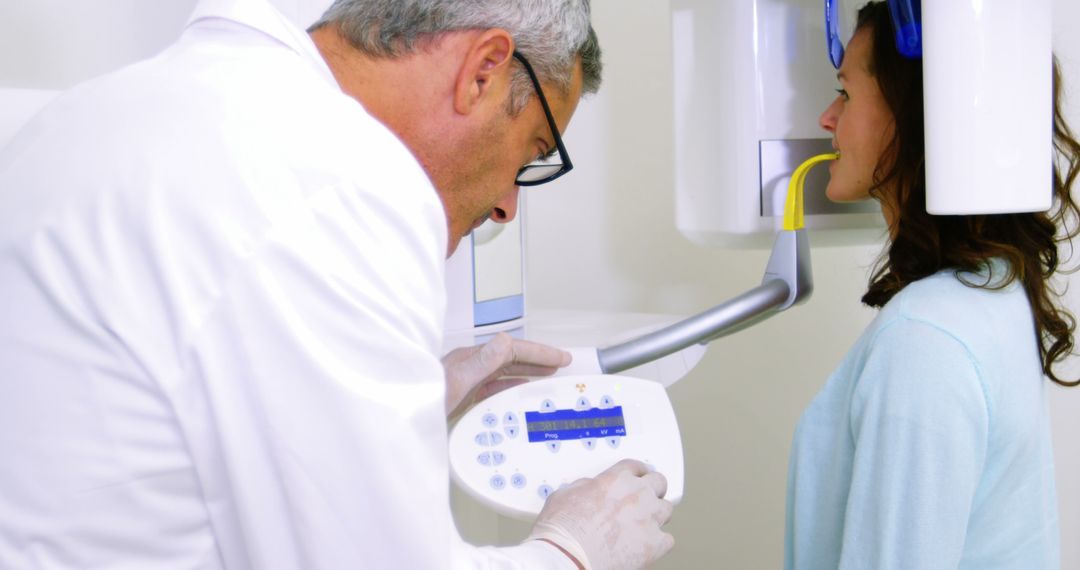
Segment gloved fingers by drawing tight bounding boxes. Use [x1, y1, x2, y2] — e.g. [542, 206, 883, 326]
[652, 498, 675, 525]
[475, 333, 517, 375]
[500, 363, 565, 378]
[441, 344, 483, 369]
[640, 470, 668, 499]
[505, 337, 572, 369]
[465, 377, 528, 407]
[656, 530, 676, 557]
[443, 335, 522, 417]
[603, 458, 651, 479]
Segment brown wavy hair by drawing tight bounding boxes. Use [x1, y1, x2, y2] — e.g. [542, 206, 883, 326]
[855, 1, 1080, 387]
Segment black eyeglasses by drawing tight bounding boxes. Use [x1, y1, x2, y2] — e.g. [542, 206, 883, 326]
[512, 51, 573, 187]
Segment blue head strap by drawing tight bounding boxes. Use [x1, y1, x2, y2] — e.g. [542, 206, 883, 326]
[826, 0, 922, 69]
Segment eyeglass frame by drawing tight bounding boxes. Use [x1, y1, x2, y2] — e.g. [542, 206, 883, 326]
[512, 51, 574, 187]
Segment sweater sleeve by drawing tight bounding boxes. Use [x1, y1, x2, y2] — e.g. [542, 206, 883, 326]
[841, 318, 990, 570]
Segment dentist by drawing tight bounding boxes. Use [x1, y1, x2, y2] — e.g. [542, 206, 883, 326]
[0, 0, 673, 568]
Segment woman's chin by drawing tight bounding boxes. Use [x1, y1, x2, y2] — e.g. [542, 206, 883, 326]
[825, 183, 870, 204]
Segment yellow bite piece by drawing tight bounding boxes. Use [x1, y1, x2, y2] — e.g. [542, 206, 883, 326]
[783, 152, 840, 231]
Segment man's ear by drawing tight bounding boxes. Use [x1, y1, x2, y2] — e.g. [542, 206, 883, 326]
[453, 29, 514, 116]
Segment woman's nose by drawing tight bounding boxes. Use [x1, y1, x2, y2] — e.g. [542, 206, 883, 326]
[819, 97, 841, 133]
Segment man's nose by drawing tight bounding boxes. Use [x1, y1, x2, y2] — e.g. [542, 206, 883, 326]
[489, 186, 521, 223]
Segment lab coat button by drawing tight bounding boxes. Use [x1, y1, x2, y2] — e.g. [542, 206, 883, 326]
[477, 452, 492, 466]
[511, 473, 527, 489]
[482, 413, 498, 428]
[474, 432, 491, 447]
[490, 475, 506, 490]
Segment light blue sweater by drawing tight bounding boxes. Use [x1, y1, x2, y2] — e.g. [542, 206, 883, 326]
[785, 266, 1060, 569]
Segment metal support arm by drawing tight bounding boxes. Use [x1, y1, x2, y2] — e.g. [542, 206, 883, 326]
[597, 228, 813, 374]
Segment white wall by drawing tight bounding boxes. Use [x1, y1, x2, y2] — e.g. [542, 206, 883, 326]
[0, 0, 196, 90]
[510, 0, 1080, 567]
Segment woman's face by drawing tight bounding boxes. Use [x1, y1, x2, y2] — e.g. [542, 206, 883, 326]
[819, 27, 895, 203]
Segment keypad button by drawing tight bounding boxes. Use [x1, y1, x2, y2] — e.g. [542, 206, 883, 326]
[600, 395, 615, 408]
[582, 439, 596, 451]
[477, 451, 492, 465]
[490, 475, 506, 490]
[606, 437, 621, 449]
[503, 412, 518, 424]
[492, 450, 506, 465]
[537, 484, 554, 499]
[540, 399, 556, 412]
[482, 413, 498, 428]
[545, 441, 561, 453]
[474, 432, 490, 447]
[511, 473, 527, 489]
[575, 396, 591, 410]
[505, 425, 519, 439]
[489, 431, 504, 446]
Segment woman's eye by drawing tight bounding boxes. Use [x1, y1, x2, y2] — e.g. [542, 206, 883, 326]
[835, 88, 849, 101]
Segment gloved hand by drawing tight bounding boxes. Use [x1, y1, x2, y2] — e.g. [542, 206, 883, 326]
[442, 332, 571, 418]
[527, 459, 675, 570]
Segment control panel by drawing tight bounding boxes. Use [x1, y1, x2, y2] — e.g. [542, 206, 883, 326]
[449, 374, 683, 520]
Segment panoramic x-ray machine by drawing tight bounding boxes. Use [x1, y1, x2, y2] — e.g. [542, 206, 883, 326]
[447, 0, 1053, 519]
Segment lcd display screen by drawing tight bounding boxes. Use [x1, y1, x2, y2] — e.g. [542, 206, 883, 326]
[524, 406, 626, 442]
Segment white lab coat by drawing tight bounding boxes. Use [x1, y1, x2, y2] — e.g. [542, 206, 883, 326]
[0, 0, 568, 568]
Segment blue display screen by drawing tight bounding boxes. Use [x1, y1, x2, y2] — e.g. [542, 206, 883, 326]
[525, 406, 627, 442]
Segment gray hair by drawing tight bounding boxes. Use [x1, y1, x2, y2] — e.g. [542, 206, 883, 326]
[309, 0, 602, 114]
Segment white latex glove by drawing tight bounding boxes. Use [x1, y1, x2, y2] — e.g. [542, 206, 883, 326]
[442, 332, 572, 418]
[527, 459, 675, 570]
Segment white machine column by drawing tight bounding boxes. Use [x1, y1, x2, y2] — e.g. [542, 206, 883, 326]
[923, 0, 1053, 214]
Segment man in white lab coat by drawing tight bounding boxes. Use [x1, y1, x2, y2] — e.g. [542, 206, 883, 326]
[0, 0, 673, 569]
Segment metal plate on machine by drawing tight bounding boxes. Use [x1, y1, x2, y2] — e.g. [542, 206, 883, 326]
[759, 138, 880, 218]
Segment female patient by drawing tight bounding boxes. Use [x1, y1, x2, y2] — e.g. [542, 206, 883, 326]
[785, 2, 1080, 568]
